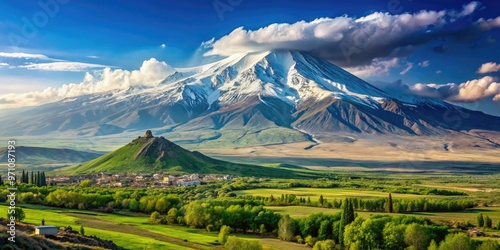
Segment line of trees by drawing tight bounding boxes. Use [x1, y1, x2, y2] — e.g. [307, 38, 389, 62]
[243, 194, 476, 213]
[183, 200, 281, 233]
[19, 170, 47, 187]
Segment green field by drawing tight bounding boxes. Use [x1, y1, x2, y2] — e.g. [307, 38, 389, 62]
[0, 204, 309, 250]
[267, 205, 500, 224]
[234, 187, 449, 200]
[0, 204, 200, 250]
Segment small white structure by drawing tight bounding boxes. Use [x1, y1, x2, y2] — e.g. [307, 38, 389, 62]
[35, 226, 58, 236]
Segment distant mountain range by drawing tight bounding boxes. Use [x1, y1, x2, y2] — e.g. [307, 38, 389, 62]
[2, 50, 500, 146]
[59, 130, 312, 177]
[0, 146, 102, 165]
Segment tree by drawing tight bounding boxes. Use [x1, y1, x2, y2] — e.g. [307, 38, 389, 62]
[149, 211, 163, 224]
[278, 215, 296, 241]
[477, 213, 485, 227]
[305, 235, 318, 247]
[404, 223, 431, 250]
[259, 224, 267, 235]
[80, 225, 85, 235]
[485, 216, 492, 228]
[319, 195, 324, 207]
[7, 207, 25, 221]
[41, 172, 47, 186]
[313, 240, 336, 250]
[224, 236, 262, 250]
[339, 198, 355, 246]
[318, 220, 331, 240]
[219, 225, 232, 245]
[37, 171, 41, 187]
[167, 207, 178, 224]
[129, 199, 140, 211]
[155, 197, 169, 213]
[477, 240, 500, 250]
[80, 180, 92, 188]
[382, 222, 406, 250]
[387, 193, 393, 213]
[434, 233, 474, 250]
[496, 220, 500, 230]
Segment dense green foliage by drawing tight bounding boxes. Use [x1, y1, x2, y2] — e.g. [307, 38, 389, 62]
[7, 207, 25, 221]
[219, 225, 232, 245]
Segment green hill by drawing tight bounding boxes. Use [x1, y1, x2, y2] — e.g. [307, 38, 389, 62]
[60, 131, 314, 178]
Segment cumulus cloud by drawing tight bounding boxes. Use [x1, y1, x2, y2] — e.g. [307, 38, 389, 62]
[0, 58, 176, 108]
[0, 63, 9, 67]
[477, 62, 500, 74]
[376, 76, 500, 103]
[203, 2, 492, 67]
[478, 16, 500, 30]
[19, 62, 112, 72]
[161, 44, 166, 48]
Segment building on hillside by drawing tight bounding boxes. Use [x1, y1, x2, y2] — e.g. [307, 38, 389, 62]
[176, 180, 201, 187]
[162, 175, 176, 185]
[35, 226, 58, 236]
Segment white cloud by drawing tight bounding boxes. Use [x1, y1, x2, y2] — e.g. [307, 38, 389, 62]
[19, 62, 112, 72]
[418, 60, 430, 67]
[161, 44, 166, 48]
[451, 1, 481, 18]
[400, 62, 414, 75]
[436, 70, 442, 74]
[87, 55, 99, 59]
[204, 10, 447, 66]
[478, 16, 500, 30]
[411, 76, 500, 102]
[0, 58, 176, 108]
[477, 62, 500, 74]
[378, 76, 500, 103]
[344, 58, 399, 77]
[203, 3, 488, 67]
[0, 52, 54, 60]
[0, 63, 9, 67]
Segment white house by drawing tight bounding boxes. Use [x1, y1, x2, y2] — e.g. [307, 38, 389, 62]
[34, 226, 58, 236]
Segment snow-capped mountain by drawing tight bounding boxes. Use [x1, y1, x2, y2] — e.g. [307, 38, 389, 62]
[2, 50, 500, 141]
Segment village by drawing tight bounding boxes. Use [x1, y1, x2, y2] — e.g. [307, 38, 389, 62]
[47, 172, 235, 188]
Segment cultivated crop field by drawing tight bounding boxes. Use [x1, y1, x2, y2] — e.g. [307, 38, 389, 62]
[234, 187, 458, 200]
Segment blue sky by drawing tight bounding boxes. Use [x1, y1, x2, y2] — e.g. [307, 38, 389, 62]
[1, 0, 500, 114]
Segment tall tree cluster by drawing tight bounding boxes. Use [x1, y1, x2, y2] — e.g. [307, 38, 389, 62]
[20, 170, 47, 187]
[339, 198, 355, 246]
